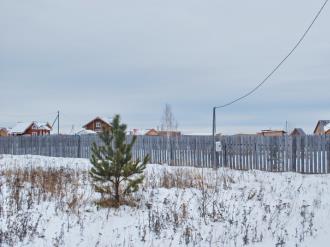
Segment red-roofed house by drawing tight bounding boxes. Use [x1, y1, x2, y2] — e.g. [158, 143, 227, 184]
[257, 129, 287, 137]
[290, 128, 306, 136]
[83, 117, 112, 133]
[0, 128, 8, 137]
[9, 122, 52, 136]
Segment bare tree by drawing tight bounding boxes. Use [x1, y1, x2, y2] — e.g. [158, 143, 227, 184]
[160, 104, 178, 132]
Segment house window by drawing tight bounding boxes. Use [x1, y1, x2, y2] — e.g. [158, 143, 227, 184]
[96, 122, 101, 128]
[32, 132, 38, 136]
[32, 124, 37, 130]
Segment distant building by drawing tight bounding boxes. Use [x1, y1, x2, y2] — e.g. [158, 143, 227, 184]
[128, 128, 159, 136]
[257, 129, 287, 137]
[233, 133, 255, 136]
[313, 120, 330, 135]
[157, 131, 181, 137]
[83, 117, 112, 133]
[0, 128, 8, 137]
[182, 132, 213, 136]
[290, 128, 306, 136]
[128, 128, 181, 137]
[76, 129, 97, 135]
[9, 122, 52, 136]
[145, 129, 159, 136]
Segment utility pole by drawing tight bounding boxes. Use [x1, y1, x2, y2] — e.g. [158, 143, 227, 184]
[57, 111, 60, 135]
[51, 111, 60, 135]
[212, 107, 217, 169]
[285, 120, 288, 133]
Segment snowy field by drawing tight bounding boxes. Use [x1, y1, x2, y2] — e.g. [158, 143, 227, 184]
[1, 155, 330, 247]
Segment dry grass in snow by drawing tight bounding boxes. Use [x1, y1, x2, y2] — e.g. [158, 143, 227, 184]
[1, 155, 330, 247]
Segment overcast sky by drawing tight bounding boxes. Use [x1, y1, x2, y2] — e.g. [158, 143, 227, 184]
[1, 0, 329, 134]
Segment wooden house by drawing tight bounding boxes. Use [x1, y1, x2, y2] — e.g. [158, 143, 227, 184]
[157, 130, 181, 137]
[144, 129, 159, 136]
[83, 117, 112, 133]
[0, 128, 8, 137]
[9, 122, 52, 136]
[290, 128, 306, 136]
[128, 128, 181, 137]
[128, 128, 159, 136]
[257, 129, 287, 137]
[313, 120, 330, 135]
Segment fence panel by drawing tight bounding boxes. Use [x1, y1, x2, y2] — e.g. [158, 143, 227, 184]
[0, 134, 330, 174]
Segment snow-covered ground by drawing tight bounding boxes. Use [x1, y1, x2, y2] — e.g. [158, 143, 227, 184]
[1, 154, 330, 247]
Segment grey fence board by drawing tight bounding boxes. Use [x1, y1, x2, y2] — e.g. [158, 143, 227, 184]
[1, 135, 330, 174]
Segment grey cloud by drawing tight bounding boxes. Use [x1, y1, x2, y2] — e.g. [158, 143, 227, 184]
[0, 0, 329, 134]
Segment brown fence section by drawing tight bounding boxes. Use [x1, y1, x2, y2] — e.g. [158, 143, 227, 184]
[0, 135, 329, 173]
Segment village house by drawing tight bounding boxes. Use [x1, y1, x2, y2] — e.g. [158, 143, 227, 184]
[128, 128, 181, 137]
[257, 129, 287, 137]
[9, 122, 52, 136]
[144, 129, 159, 136]
[83, 117, 112, 133]
[157, 130, 181, 137]
[127, 129, 158, 136]
[233, 133, 256, 136]
[290, 128, 306, 136]
[313, 120, 330, 135]
[0, 128, 8, 137]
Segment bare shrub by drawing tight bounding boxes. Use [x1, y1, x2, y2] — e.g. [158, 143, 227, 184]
[145, 167, 234, 190]
[0, 167, 87, 246]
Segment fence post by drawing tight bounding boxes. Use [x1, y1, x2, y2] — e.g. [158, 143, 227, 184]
[327, 137, 330, 173]
[301, 136, 306, 174]
[224, 138, 228, 168]
[292, 137, 297, 172]
[77, 135, 81, 158]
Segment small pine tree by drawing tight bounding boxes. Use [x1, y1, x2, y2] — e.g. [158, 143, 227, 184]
[90, 114, 149, 204]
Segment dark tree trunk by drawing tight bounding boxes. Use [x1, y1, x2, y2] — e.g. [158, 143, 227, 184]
[115, 181, 120, 203]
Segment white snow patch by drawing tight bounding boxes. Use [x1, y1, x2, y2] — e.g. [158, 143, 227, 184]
[0, 155, 330, 246]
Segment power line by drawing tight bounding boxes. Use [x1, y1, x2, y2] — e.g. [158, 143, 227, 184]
[215, 0, 329, 109]
[212, 0, 329, 168]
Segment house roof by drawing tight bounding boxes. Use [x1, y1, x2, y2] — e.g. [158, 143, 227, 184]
[290, 128, 306, 136]
[128, 129, 157, 135]
[83, 116, 112, 128]
[0, 127, 8, 135]
[260, 129, 286, 133]
[257, 129, 287, 136]
[182, 132, 213, 136]
[9, 122, 52, 134]
[76, 129, 97, 135]
[258, 129, 287, 134]
[37, 123, 52, 130]
[10, 122, 33, 134]
[158, 130, 181, 136]
[313, 120, 330, 134]
[144, 129, 158, 135]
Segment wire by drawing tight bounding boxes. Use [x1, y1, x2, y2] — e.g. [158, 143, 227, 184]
[215, 0, 329, 109]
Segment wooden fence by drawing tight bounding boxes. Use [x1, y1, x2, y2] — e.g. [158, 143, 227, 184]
[0, 135, 329, 173]
[217, 135, 330, 174]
